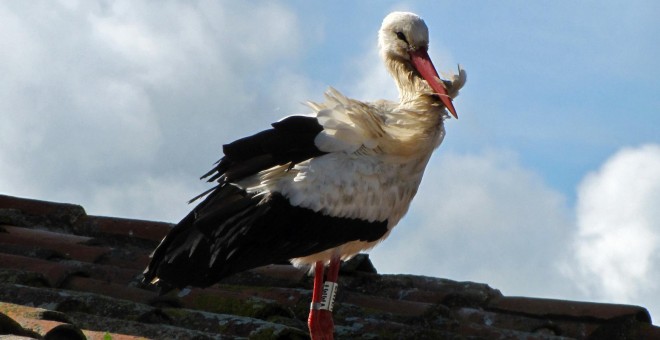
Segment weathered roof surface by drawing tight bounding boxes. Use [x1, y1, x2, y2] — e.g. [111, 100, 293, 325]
[1, 194, 658, 339]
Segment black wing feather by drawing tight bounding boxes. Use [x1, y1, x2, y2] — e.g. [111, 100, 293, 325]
[145, 190, 388, 289]
[144, 115, 388, 290]
[203, 115, 327, 183]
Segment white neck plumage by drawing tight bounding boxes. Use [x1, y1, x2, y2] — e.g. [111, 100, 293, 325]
[384, 57, 443, 113]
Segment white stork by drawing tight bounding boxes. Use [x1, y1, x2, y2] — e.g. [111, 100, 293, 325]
[144, 11, 466, 340]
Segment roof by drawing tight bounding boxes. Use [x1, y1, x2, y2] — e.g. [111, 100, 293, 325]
[1, 194, 658, 339]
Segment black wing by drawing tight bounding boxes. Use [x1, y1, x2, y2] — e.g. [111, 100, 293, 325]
[143, 115, 388, 290]
[203, 115, 328, 184]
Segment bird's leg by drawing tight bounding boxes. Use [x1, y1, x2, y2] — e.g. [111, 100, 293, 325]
[308, 256, 341, 340]
[308, 261, 326, 339]
[319, 256, 340, 337]
[326, 255, 341, 282]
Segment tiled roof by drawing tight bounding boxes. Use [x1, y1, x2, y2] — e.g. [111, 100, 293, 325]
[1, 194, 658, 339]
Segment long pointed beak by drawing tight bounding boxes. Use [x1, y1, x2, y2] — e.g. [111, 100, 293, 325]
[409, 49, 458, 119]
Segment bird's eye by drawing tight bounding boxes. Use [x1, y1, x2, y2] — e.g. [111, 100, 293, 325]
[395, 31, 409, 44]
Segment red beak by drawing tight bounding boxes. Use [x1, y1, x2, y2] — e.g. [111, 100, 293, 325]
[409, 49, 458, 119]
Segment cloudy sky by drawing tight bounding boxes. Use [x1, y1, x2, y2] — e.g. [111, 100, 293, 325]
[2, 1, 660, 320]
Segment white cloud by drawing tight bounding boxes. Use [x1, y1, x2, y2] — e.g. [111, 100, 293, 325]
[347, 48, 398, 102]
[371, 145, 660, 320]
[371, 145, 660, 317]
[0, 1, 309, 219]
[84, 174, 203, 223]
[564, 144, 660, 307]
[370, 149, 576, 298]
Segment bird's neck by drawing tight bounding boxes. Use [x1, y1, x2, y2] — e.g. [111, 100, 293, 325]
[384, 58, 436, 105]
[378, 58, 447, 157]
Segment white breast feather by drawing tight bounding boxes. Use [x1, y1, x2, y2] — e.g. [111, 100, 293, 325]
[245, 88, 443, 222]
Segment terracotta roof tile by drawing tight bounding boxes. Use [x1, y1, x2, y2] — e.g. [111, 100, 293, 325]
[0, 225, 111, 262]
[0, 253, 84, 287]
[1, 193, 659, 339]
[63, 276, 157, 303]
[489, 296, 652, 322]
[75, 215, 172, 243]
[0, 195, 86, 234]
[0, 302, 85, 340]
[341, 291, 432, 316]
[99, 252, 152, 272]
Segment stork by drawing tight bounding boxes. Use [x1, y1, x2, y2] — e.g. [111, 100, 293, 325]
[143, 11, 466, 340]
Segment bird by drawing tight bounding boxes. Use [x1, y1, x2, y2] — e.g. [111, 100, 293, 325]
[143, 11, 466, 340]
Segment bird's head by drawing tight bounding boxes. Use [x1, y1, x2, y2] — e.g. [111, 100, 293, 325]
[378, 12, 430, 61]
[378, 12, 458, 118]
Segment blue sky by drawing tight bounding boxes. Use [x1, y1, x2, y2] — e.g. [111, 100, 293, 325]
[308, 1, 660, 200]
[2, 1, 660, 320]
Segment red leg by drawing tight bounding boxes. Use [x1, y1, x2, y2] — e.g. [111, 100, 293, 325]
[308, 256, 341, 340]
[308, 261, 326, 339]
[326, 255, 341, 282]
